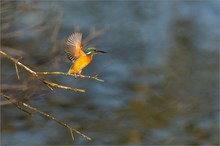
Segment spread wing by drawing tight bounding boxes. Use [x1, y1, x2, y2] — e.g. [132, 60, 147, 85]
[65, 32, 85, 63]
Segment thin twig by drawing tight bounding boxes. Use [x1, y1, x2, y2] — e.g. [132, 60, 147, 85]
[15, 63, 20, 80]
[46, 84, 54, 91]
[0, 50, 85, 92]
[14, 56, 22, 80]
[37, 71, 104, 82]
[70, 128, 75, 142]
[21, 103, 92, 141]
[41, 79, 85, 92]
[0, 51, 36, 75]
[1, 93, 92, 141]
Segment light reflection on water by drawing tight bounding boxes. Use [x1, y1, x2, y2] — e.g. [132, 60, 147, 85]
[1, 1, 219, 145]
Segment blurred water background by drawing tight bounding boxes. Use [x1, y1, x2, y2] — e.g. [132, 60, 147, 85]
[1, 0, 219, 145]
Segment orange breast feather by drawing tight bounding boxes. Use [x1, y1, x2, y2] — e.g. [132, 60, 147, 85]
[73, 55, 93, 73]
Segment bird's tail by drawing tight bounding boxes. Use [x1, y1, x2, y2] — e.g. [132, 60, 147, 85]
[67, 64, 74, 74]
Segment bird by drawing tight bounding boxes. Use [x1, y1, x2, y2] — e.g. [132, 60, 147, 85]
[65, 32, 106, 78]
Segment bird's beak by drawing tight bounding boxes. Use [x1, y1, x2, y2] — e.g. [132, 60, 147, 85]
[95, 50, 107, 54]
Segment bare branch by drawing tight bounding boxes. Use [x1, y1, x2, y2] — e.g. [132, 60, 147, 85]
[37, 71, 104, 82]
[0, 93, 92, 141]
[40, 79, 85, 92]
[0, 50, 85, 92]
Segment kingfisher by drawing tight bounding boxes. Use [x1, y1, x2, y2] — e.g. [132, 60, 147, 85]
[65, 32, 106, 77]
